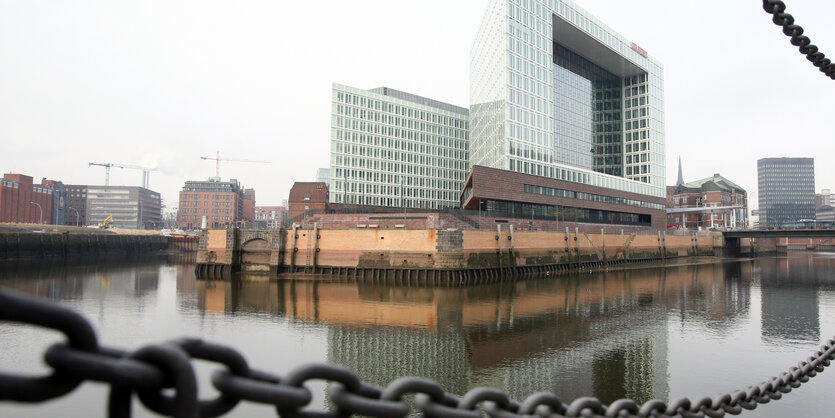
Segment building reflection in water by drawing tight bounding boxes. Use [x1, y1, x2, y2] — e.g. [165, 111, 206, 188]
[757, 253, 834, 344]
[0, 256, 163, 301]
[195, 261, 755, 404]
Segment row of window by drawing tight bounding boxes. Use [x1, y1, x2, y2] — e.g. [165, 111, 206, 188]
[334, 117, 466, 144]
[524, 184, 664, 209]
[334, 127, 466, 151]
[333, 155, 467, 177]
[332, 141, 465, 161]
[484, 199, 652, 226]
[180, 201, 233, 207]
[335, 92, 466, 125]
[182, 209, 233, 215]
[334, 104, 467, 131]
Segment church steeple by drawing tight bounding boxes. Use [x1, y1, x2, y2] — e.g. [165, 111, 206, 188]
[676, 156, 684, 186]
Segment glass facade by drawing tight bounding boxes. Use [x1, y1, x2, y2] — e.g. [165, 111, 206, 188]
[552, 43, 622, 174]
[485, 200, 652, 226]
[330, 84, 469, 209]
[471, 0, 666, 198]
[757, 158, 815, 228]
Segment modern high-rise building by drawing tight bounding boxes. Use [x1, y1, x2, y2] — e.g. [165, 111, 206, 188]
[469, 0, 665, 196]
[461, 0, 667, 228]
[330, 84, 469, 209]
[757, 158, 815, 228]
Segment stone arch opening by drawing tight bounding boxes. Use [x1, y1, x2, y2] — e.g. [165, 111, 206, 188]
[241, 238, 271, 271]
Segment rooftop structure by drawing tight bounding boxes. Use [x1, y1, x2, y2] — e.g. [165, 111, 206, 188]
[470, 0, 665, 199]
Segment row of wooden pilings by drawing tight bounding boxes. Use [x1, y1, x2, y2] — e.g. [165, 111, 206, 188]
[299, 256, 669, 286]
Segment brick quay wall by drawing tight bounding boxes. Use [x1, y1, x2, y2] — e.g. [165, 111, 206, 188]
[196, 227, 718, 280]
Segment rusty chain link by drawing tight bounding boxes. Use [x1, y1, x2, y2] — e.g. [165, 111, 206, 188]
[763, 0, 835, 80]
[2, 288, 835, 417]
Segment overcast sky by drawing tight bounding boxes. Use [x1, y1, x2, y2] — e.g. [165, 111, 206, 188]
[2, 0, 834, 210]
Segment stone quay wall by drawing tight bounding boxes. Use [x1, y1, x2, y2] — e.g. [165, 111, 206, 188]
[196, 227, 716, 279]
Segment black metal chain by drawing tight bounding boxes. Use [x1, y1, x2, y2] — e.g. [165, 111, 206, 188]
[2, 288, 835, 418]
[763, 0, 835, 80]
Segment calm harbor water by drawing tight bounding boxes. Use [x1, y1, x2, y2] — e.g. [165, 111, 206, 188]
[2, 253, 835, 417]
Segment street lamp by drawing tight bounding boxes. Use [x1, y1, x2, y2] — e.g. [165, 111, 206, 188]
[29, 202, 43, 225]
[68, 207, 80, 226]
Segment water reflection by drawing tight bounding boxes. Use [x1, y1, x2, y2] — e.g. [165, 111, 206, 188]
[192, 261, 754, 404]
[756, 254, 835, 344]
[0, 256, 165, 301]
[2, 253, 832, 412]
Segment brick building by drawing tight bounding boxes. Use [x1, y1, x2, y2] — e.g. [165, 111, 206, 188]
[459, 165, 666, 230]
[668, 173, 747, 230]
[178, 178, 245, 230]
[242, 188, 256, 224]
[0, 173, 55, 224]
[288, 182, 329, 225]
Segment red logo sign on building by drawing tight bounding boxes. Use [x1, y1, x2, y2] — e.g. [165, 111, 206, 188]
[630, 42, 648, 58]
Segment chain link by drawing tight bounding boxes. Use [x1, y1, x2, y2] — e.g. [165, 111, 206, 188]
[763, 0, 835, 80]
[2, 286, 835, 417]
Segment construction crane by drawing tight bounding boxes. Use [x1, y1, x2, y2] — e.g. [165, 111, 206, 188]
[199, 151, 270, 178]
[116, 164, 157, 189]
[89, 162, 115, 185]
[88, 162, 157, 188]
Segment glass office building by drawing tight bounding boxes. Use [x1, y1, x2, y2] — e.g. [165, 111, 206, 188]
[757, 158, 815, 228]
[330, 84, 469, 209]
[471, 0, 666, 198]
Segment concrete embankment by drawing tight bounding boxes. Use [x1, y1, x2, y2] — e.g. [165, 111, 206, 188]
[195, 227, 718, 281]
[0, 231, 169, 260]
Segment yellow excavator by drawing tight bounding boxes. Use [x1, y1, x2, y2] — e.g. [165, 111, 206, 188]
[98, 215, 114, 229]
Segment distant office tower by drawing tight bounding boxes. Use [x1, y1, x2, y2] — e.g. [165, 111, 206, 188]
[315, 168, 330, 184]
[66, 184, 161, 229]
[330, 84, 469, 209]
[470, 0, 665, 196]
[178, 178, 245, 229]
[757, 158, 815, 228]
